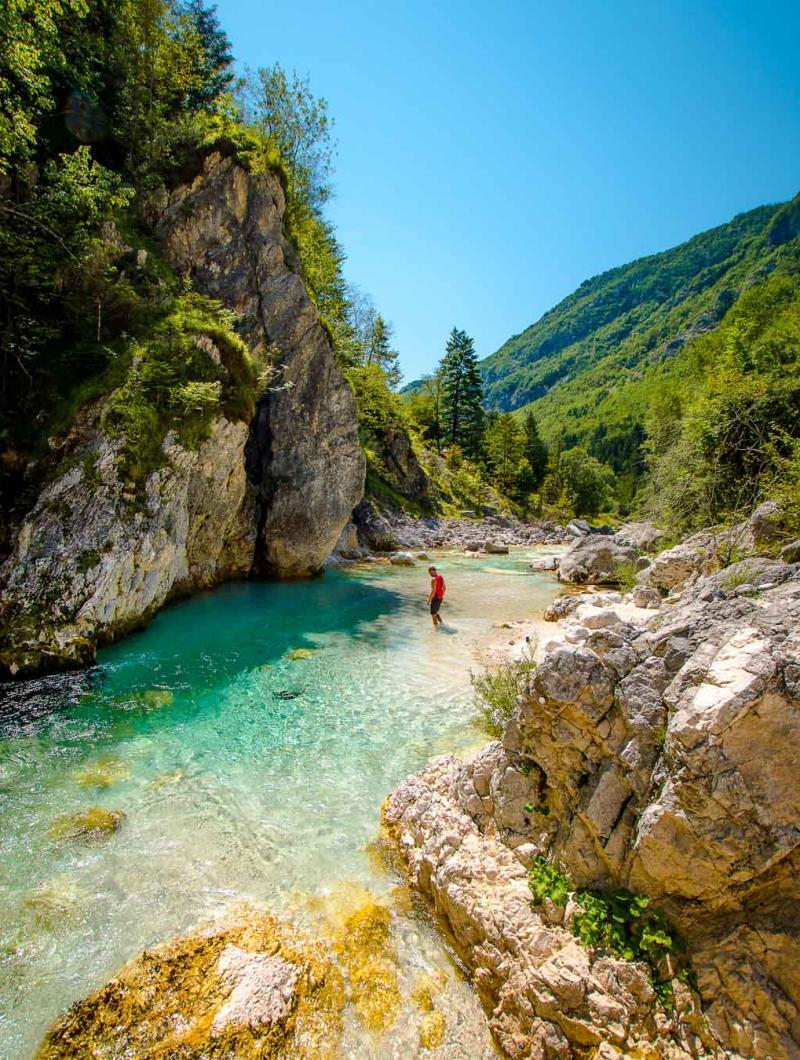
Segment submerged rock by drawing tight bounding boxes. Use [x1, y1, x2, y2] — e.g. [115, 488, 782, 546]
[287, 648, 314, 661]
[48, 807, 125, 843]
[36, 907, 346, 1058]
[333, 902, 402, 1033]
[74, 757, 131, 789]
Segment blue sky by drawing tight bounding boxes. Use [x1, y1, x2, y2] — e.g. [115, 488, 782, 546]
[217, 0, 800, 382]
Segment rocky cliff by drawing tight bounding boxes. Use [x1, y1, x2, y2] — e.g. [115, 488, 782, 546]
[0, 152, 364, 678]
[384, 519, 800, 1058]
[149, 152, 364, 577]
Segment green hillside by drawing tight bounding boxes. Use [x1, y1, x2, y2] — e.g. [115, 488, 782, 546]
[482, 195, 800, 480]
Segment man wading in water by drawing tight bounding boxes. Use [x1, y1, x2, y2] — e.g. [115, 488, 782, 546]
[428, 566, 446, 628]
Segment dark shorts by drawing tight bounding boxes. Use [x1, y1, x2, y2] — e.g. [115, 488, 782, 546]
[430, 596, 443, 615]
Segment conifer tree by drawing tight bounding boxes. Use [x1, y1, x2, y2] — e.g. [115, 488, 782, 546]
[485, 412, 524, 493]
[439, 327, 484, 458]
[367, 314, 401, 387]
[522, 410, 548, 489]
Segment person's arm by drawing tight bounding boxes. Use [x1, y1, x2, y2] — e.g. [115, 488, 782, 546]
[427, 579, 434, 603]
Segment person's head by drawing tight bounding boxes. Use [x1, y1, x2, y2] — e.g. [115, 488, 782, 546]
[428, 566, 437, 576]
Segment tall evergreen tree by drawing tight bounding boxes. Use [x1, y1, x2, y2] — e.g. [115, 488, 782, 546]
[366, 314, 401, 387]
[178, 0, 234, 107]
[439, 327, 484, 458]
[523, 410, 548, 488]
[485, 413, 524, 493]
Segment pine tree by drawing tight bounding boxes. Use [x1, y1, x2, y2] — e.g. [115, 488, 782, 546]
[178, 0, 234, 107]
[367, 314, 401, 387]
[439, 327, 484, 458]
[485, 413, 524, 493]
[522, 410, 548, 489]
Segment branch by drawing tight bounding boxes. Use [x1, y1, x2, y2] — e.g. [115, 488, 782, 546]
[0, 203, 79, 261]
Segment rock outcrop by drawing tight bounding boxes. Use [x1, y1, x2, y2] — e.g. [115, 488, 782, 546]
[385, 531, 800, 1057]
[0, 151, 365, 676]
[557, 535, 638, 585]
[150, 151, 365, 577]
[0, 418, 254, 677]
[37, 907, 346, 1058]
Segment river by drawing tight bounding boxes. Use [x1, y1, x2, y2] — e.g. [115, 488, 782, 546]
[0, 549, 559, 1057]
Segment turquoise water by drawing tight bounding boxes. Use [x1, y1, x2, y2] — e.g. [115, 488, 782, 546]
[0, 551, 558, 1057]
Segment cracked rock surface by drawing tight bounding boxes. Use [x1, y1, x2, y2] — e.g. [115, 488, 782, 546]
[385, 533, 800, 1058]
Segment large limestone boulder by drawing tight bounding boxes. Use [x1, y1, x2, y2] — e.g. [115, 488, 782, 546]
[37, 907, 345, 1058]
[638, 530, 718, 593]
[558, 536, 638, 585]
[383, 757, 705, 1058]
[614, 521, 665, 552]
[352, 499, 397, 552]
[151, 152, 365, 577]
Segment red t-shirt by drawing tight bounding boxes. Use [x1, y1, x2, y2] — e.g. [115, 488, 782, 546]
[432, 574, 445, 599]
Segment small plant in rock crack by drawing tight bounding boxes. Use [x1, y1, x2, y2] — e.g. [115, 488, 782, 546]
[471, 646, 537, 738]
[524, 802, 550, 815]
[528, 858, 686, 1011]
[528, 857, 570, 907]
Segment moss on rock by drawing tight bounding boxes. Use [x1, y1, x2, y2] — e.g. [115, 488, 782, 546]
[37, 907, 346, 1058]
[48, 807, 126, 843]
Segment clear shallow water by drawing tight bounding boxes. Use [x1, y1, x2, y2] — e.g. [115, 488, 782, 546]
[0, 550, 558, 1058]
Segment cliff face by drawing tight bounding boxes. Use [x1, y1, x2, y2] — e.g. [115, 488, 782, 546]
[0, 152, 364, 677]
[384, 523, 800, 1058]
[150, 153, 365, 577]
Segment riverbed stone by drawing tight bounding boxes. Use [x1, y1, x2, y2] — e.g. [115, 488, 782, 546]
[36, 907, 346, 1058]
[48, 807, 126, 843]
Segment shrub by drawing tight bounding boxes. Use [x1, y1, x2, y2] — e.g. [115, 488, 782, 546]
[471, 646, 537, 737]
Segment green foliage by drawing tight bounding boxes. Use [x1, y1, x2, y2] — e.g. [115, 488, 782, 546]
[643, 274, 800, 528]
[485, 413, 525, 494]
[0, 0, 88, 170]
[571, 888, 681, 968]
[102, 291, 254, 483]
[405, 373, 444, 452]
[345, 363, 406, 438]
[558, 446, 615, 517]
[528, 858, 569, 907]
[481, 194, 800, 522]
[471, 647, 537, 737]
[77, 548, 101, 573]
[614, 561, 639, 593]
[522, 411, 548, 489]
[240, 63, 335, 212]
[527, 857, 684, 1009]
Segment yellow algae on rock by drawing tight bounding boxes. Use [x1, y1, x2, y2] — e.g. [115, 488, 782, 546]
[287, 648, 315, 661]
[411, 969, 448, 1013]
[147, 767, 186, 790]
[333, 902, 403, 1034]
[419, 1008, 447, 1049]
[74, 757, 131, 789]
[36, 907, 345, 1059]
[137, 688, 174, 709]
[47, 807, 125, 843]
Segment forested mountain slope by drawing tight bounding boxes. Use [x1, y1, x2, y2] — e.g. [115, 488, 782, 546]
[482, 195, 800, 479]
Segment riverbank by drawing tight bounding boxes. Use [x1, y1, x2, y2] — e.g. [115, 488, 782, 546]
[383, 510, 800, 1058]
